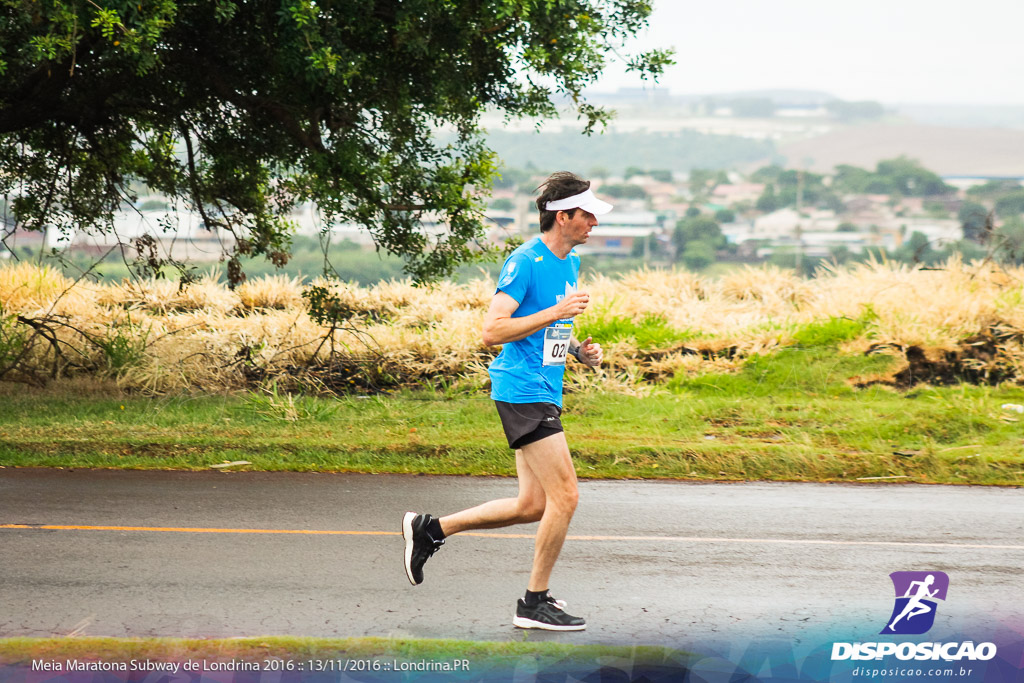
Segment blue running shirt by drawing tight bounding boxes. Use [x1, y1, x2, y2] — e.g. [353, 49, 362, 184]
[488, 237, 580, 407]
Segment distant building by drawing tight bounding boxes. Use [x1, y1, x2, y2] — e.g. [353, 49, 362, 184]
[712, 182, 766, 204]
[752, 208, 839, 238]
[570, 211, 661, 257]
[1, 224, 60, 257]
[888, 218, 963, 246]
[68, 207, 236, 262]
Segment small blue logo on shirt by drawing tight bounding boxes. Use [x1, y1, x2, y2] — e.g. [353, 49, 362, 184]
[498, 261, 516, 288]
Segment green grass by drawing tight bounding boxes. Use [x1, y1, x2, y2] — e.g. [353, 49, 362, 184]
[790, 310, 876, 348]
[577, 311, 699, 351]
[2, 346, 1023, 485]
[0, 636, 678, 670]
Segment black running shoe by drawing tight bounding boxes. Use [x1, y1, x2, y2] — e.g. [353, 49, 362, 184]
[512, 598, 586, 631]
[402, 511, 444, 586]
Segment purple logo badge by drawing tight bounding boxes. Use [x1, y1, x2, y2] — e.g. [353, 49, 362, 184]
[881, 571, 949, 635]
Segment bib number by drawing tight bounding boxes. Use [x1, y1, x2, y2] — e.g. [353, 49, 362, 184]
[543, 326, 572, 366]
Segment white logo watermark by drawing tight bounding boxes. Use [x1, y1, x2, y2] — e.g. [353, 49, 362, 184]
[831, 642, 997, 662]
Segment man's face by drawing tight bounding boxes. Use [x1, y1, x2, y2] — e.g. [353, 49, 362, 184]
[559, 208, 598, 245]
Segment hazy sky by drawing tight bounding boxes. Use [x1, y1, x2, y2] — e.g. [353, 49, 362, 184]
[593, 0, 1024, 105]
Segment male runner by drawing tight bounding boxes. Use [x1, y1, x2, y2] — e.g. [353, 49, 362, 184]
[402, 171, 610, 631]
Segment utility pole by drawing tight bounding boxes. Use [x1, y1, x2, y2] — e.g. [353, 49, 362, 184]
[794, 156, 814, 274]
[795, 169, 803, 273]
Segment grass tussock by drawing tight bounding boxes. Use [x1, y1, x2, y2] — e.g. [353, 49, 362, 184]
[3, 256, 1024, 394]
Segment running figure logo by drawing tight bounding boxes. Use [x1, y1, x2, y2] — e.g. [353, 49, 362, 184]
[881, 571, 949, 635]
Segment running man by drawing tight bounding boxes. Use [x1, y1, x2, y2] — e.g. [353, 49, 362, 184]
[402, 171, 610, 631]
[888, 574, 939, 631]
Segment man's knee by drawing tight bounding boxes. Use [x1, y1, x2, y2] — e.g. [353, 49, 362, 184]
[518, 498, 545, 522]
[548, 483, 578, 514]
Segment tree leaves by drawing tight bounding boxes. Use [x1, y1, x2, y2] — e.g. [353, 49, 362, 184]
[1, 0, 672, 284]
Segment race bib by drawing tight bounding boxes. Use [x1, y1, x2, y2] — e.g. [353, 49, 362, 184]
[542, 326, 572, 366]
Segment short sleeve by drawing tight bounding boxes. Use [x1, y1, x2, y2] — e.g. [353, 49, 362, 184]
[496, 252, 531, 304]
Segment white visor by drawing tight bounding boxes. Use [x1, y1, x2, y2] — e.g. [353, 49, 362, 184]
[545, 188, 613, 216]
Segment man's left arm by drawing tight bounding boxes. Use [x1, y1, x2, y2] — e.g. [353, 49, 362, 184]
[569, 335, 602, 368]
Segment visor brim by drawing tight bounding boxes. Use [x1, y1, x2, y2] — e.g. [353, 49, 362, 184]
[579, 198, 613, 216]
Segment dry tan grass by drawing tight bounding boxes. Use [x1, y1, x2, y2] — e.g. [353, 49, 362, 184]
[236, 274, 305, 312]
[3, 259, 1024, 394]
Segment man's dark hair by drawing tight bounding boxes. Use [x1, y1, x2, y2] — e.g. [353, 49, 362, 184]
[536, 171, 590, 232]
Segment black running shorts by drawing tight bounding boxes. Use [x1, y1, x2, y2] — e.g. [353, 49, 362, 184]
[494, 401, 564, 449]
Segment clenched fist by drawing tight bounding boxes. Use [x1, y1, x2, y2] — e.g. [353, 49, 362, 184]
[553, 291, 590, 319]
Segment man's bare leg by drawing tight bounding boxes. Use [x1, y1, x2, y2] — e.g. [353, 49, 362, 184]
[517, 432, 578, 591]
[439, 450, 545, 534]
[438, 432, 578, 589]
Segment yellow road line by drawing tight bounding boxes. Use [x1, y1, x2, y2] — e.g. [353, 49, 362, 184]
[1, 524, 1021, 550]
[0, 524, 398, 536]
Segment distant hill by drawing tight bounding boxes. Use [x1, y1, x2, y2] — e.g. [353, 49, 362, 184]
[778, 123, 1024, 176]
[893, 104, 1024, 129]
[481, 128, 779, 175]
[582, 88, 840, 107]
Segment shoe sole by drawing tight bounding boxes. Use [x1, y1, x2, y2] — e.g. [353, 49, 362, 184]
[402, 511, 418, 586]
[512, 615, 586, 631]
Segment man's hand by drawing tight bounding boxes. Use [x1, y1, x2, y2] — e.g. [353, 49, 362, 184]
[577, 336, 602, 367]
[552, 291, 590, 320]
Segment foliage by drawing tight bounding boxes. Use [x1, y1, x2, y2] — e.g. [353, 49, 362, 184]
[5, 356, 1022, 485]
[958, 200, 989, 242]
[96, 315, 151, 376]
[832, 164, 877, 194]
[672, 215, 724, 269]
[680, 241, 716, 270]
[995, 190, 1024, 216]
[791, 310, 875, 348]
[966, 179, 1022, 200]
[301, 285, 358, 326]
[749, 164, 780, 183]
[893, 231, 938, 264]
[629, 231, 669, 259]
[599, 183, 647, 199]
[622, 167, 672, 183]
[489, 197, 515, 211]
[876, 157, 954, 196]
[728, 97, 775, 118]
[491, 166, 538, 190]
[751, 166, 839, 211]
[832, 158, 954, 197]
[687, 168, 729, 194]
[825, 100, 885, 121]
[577, 311, 691, 350]
[755, 184, 779, 212]
[623, 166, 644, 179]
[993, 218, 1024, 264]
[0, 0, 672, 285]
[245, 380, 339, 422]
[7, 258, 1024, 397]
[0, 307, 29, 381]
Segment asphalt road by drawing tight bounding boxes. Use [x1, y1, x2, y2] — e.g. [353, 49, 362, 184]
[1, 468, 1021, 646]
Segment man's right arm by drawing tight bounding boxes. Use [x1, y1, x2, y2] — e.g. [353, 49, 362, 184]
[482, 291, 591, 346]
